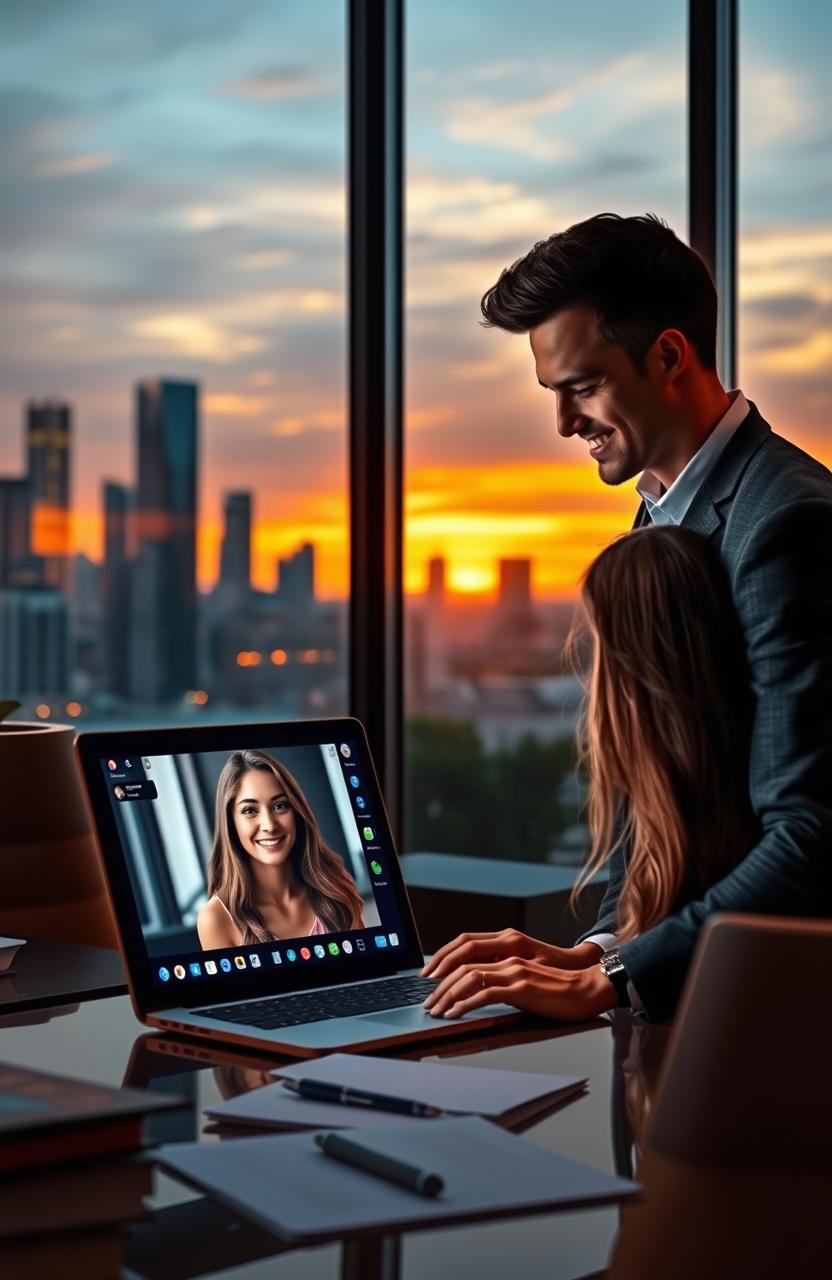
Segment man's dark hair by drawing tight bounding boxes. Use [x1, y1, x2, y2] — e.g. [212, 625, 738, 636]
[480, 213, 718, 371]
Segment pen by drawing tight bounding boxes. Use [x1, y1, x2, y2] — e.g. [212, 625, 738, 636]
[282, 1076, 442, 1117]
[314, 1130, 445, 1197]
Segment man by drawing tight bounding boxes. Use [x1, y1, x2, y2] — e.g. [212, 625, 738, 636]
[422, 213, 832, 1022]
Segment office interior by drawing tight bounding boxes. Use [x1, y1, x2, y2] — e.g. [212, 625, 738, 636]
[0, 2, 829, 1277]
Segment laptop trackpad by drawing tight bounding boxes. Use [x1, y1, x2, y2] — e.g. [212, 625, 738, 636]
[359, 1004, 508, 1030]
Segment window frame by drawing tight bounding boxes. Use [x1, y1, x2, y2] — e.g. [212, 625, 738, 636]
[348, 0, 738, 844]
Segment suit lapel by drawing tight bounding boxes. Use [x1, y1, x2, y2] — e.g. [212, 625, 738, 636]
[681, 401, 772, 539]
[632, 500, 649, 530]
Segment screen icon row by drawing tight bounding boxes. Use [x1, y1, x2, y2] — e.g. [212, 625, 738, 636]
[157, 932, 402, 982]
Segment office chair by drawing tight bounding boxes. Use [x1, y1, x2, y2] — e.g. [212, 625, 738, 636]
[607, 913, 832, 1279]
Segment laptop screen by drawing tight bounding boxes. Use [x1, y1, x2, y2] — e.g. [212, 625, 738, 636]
[79, 721, 419, 1007]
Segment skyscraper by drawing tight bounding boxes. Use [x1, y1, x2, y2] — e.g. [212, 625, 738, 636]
[426, 556, 446, 611]
[494, 557, 537, 647]
[0, 587, 68, 697]
[497, 558, 532, 621]
[276, 542, 315, 609]
[25, 400, 71, 589]
[0, 477, 33, 586]
[219, 491, 252, 601]
[102, 481, 133, 696]
[129, 379, 198, 703]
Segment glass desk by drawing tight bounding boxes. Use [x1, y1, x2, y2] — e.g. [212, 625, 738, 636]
[0, 993, 669, 1280]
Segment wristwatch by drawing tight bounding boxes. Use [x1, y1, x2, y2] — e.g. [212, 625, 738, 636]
[599, 950, 631, 1008]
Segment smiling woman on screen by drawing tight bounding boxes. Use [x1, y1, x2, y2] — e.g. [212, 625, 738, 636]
[196, 749, 365, 949]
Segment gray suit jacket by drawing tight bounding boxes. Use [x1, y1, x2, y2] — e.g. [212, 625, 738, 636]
[580, 402, 832, 1019]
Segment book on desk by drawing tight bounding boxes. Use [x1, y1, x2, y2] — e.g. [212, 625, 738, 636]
[0, 1059, 183, 1173]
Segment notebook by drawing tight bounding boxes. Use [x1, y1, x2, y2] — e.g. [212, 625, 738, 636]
[157, 1115, 640, 1243]
[206, 1052, 587, 1131]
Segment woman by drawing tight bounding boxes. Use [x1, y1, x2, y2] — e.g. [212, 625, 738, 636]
[422, 525, 757, 1021]
[197, 748, 365, 949]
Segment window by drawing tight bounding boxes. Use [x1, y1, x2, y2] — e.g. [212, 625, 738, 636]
[0, 2, 347, 726]
[739, 0, 832, 471]
[405, 0, 687, 862]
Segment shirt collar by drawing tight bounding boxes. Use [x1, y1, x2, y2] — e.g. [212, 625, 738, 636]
[637, 390, 750, 525]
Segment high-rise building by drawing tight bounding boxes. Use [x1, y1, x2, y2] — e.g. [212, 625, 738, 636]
[276, 542, 315, 609]
[26, 400, 71, 589]
[426, 556, 446, 611]
[0, 477, 33, 586]
[129, 379, 198, 703]
[493, 557, 538, 649]
[0, 587, 68, 697]
[422, 555, 450, 695]
[102, 482, 133, 696]
[497, 558, 532, 620]
[219, 491, 252, 600]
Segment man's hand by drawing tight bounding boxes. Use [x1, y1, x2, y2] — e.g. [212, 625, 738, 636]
[422, 956, 618, 1023]
[420, 929, 603, 983]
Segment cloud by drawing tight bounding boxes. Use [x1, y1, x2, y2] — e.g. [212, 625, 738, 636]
[443, 52, 648, 161]
[269, 409, 343, 437]
[235, 249, 294, 271]
[754, 330, 832, 376]
[131, 314, 267, 362]
[220, 65, 324, 103]
[408, 174, 553, 252]
[741, 63, 813, 153]
[33, 151, 116, 178]
[204, 393, 271, 417]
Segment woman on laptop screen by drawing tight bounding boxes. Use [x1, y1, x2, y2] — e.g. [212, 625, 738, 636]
[197, 749, 365, 948]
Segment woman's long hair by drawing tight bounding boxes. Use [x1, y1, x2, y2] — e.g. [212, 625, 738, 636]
[568, 526, 758, 940]
[206, 749, 365, 944]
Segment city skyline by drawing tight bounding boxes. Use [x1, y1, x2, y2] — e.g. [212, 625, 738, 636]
[1, 2, 830, 601]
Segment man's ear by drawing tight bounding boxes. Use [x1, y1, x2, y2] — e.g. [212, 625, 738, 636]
[651, 329, 689, 381]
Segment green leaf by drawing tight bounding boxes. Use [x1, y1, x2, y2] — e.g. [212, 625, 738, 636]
[0, 700, 22, 723]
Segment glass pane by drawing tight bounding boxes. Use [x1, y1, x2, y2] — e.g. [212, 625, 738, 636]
[405, 0, 687, 863]
[0, 1, 347, 728]
[739, 0, 832, 472]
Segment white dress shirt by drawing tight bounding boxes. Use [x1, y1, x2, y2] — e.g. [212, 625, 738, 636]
[585, 390, 750, 1005]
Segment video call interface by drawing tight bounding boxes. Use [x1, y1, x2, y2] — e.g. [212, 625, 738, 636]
[101, 740, 402, 989]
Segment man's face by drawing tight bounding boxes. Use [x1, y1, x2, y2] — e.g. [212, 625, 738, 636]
[529, 306, 673, 486]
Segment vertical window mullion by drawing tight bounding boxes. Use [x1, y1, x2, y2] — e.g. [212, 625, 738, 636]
[689, 0, 738, 387]
[348, 0, 405, 845]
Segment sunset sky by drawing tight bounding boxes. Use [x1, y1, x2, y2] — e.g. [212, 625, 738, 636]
[1, 0, 829, 600]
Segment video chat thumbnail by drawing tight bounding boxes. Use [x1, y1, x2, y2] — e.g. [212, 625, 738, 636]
[106, 743, 382, 959]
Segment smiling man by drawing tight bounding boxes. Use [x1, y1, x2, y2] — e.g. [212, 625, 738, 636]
[422, 213, 832, 1023]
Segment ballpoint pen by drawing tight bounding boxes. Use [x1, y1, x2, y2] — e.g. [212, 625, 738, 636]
[314, 1130, 445, 1197]
[281, 1076, 442, 1117]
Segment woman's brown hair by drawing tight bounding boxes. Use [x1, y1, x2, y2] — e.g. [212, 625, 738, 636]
[206, 749, 365, 944]
[569, 526, 757, 939]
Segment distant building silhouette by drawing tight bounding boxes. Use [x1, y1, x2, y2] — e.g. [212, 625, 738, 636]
[129, 379, 198, 703]
[498, 558, 532, 619]
[102, 481, 133, 696]
[219, 491, 252, 602]
[493, 557, 540, 650]
[426, 556, 446, 611]
[276, 542, 314, 608]
[0, 477, 34, 586]
[26, 400, 71, 589]
[0, 586, 68, 697]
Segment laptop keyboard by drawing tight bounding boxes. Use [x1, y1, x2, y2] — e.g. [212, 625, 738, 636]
[192, 975, 438, 1031]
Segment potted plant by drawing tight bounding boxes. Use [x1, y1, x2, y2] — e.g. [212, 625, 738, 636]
[0, 702, 118, 949]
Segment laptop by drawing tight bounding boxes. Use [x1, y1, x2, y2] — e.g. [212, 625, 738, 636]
[76, 718, 521, 1057]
